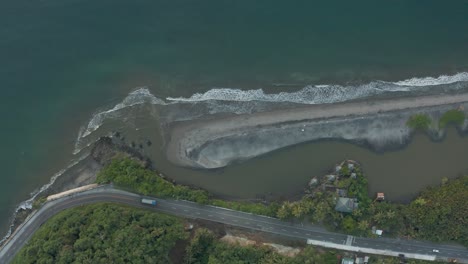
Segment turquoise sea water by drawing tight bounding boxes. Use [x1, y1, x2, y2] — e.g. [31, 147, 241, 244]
[1, 0, 467, 237]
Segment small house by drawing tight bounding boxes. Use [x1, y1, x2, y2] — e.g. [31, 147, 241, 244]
[364, 256, 369, 264]
[335, 197, 358, 213]
[376, 192, 385, 201]
[372, 228, 383, 236]
[356, 257, 364, 264]
[341, 258, 354, 264]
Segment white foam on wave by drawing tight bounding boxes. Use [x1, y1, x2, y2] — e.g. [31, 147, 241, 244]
[167, 72, 468, 104]
[73, 72, 468, 152]
[81, 87, 165, 138]
[73, 87, 167, 154]
[394, 72, 468, 87]
[167, 83, 398, 105]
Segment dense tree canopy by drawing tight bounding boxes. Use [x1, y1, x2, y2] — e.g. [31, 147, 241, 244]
[405, 176, 468, 245]
[13, 203, 187, 264]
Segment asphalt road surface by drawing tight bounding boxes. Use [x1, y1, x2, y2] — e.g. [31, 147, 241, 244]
[1, 186, 467, 263]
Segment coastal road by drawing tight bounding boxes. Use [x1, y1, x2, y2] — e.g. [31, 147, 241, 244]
[1, 186, 467, 263]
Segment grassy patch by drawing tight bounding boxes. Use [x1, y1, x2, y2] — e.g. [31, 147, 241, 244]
[439, 109, 465, 128]
[96, 157, 210, 204]
[406, 114, 432, 130]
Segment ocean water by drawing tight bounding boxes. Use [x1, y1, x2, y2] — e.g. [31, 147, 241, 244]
[1, 0, 468, 239]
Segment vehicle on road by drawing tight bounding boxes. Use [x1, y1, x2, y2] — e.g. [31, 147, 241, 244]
[141, 198, 157, 206]
[432, 249, 439, 253]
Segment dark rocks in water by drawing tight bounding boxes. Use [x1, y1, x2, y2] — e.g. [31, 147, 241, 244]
[90, 137, 152, 169]
[1, 208, 33, 248]
[131, 141, 136, 148]
[146, 140, 152, 147]
[139, 144, 143, 149]
[113, 131, 121, 138]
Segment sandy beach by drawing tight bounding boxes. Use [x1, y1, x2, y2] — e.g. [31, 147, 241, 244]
[167, 92, 468, 169]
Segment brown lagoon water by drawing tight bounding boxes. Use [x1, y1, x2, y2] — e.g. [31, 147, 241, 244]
[2, 0, 468, 239]
[112, 111, 468, 203]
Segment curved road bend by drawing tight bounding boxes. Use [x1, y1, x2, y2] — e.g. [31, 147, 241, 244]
[1, 186, 467, 263]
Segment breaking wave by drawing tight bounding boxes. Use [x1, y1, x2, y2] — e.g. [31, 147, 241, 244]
[73, 87, 167, 154]
[4, 71, 468, 247]
[394, 72, 468, 87]
[167, 72, 468, 104]
[74, 72, 468, 153]
[80, 87, 166, 138]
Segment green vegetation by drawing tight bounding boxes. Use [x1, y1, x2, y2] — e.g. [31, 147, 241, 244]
[210, 199, 280, 217]
[405, 175, 468, 245]
[32, 196, 47, 209]
[13, 203, 187, 264]
[14, 203, 444, 264]
[185, 229, 437, 264]
[96, 158, 210, 204]
[406, 110, 466, 130]
[439, 109, 465, 128]
[406, 114, 432, 130]
[97, 157, 279, 216]
[328, 175, 468, 246]
[97, 157, 468, 247]
[186, 228, 340, 264]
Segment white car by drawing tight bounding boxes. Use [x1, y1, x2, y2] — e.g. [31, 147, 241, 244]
[432, 249, 439, 253]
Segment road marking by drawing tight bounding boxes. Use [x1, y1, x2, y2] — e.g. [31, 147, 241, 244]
[9, 189, 464, 264]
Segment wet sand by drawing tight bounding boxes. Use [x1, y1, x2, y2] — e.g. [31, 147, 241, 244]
[167, 92, 468, 168]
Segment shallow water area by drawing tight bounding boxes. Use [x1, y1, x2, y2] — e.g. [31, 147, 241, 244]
[152, 128, 468, 203]
[85, 103, 468, 203]
[2, 0, 468, 244]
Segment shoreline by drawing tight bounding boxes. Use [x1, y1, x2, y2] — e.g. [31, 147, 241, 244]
[3, 91, 468, 248]
[166, 92, 468, 169]
[0, 137, 151, 248]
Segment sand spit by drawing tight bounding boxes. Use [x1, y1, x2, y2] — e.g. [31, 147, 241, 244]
[166, 93, 468, 169]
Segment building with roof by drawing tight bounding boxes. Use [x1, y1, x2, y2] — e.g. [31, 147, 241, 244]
[335, 197, 358, 213]
[376, 192, 385, 201]
[341, 257, 354, 264]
